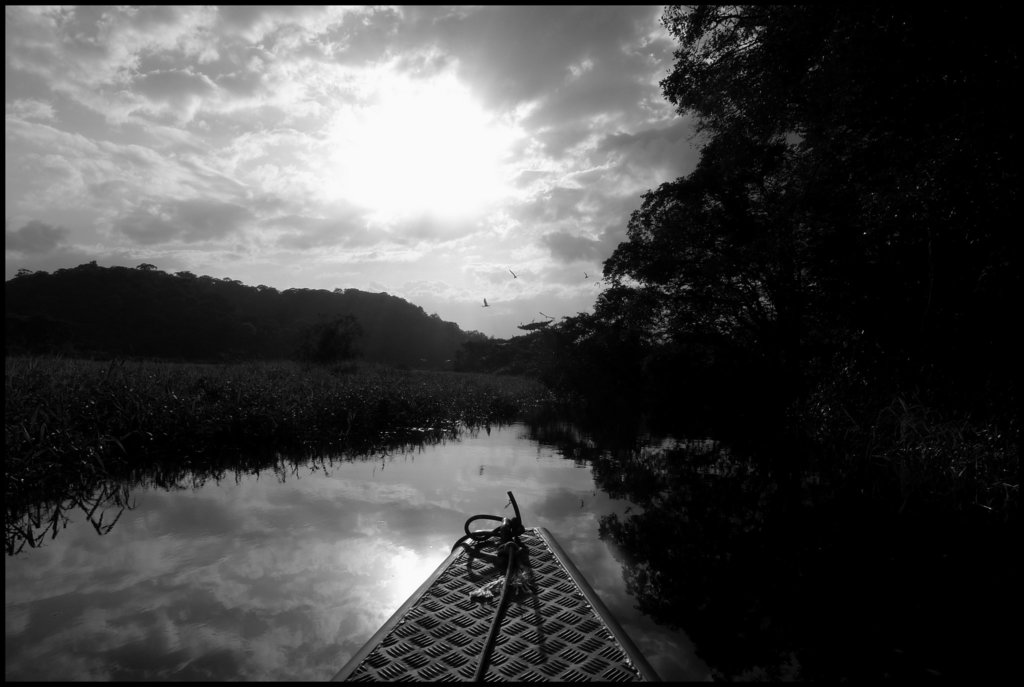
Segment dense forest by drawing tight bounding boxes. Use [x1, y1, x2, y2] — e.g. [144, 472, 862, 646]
[467, 7, 1019, 456]
[5, 262, 487, 368]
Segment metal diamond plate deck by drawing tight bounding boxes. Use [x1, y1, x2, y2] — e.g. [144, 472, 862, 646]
[333, 527, 658, 682]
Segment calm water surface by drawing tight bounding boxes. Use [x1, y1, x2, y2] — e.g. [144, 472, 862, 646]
[5, 423, 711, 681]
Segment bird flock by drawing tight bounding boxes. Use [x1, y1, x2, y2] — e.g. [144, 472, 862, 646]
[482, 267, 597, 321]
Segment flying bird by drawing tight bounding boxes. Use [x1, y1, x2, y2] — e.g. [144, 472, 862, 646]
[584, 272, 589, 279]
[539, 311, 554, 320]
[482, 298, 490, 307]
[508, 268, 518, 279]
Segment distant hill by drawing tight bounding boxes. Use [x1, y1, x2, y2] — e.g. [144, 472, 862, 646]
[5, 262, 488, 367]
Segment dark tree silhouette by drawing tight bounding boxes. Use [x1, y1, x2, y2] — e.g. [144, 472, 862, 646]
[297, 315, 362, 363]
[589, 5, 1018, 431]
[5, 263, 484, 366]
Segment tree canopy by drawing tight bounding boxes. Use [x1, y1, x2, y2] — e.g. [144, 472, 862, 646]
[5, 263, 486, 367]
[595, 5, 1018, 426]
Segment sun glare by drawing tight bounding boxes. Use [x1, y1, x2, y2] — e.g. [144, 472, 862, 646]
[326, 73, 516, 223]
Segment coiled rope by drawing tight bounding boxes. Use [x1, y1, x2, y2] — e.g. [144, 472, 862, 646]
[450, 491, 526, 682]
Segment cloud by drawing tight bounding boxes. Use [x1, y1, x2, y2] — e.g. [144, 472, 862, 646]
[395, 214, 487, 244]
[5, 6, 346, 128]
[112, 198, 255, 245]
[6, 98, 57, 122]
[512, 169, 553, 188]
[215, 5, 350, 44]
[130, 68, 217, 124]
[516, 185, 587, 225]
[5, 220, 71, 254]
[396, 278, 468, 305]
[4, 6, 218, 95]
[541, 230, 604, 263]
[403, 6, 664, 110]
[596, 117, 700, 183]
[4, 116, 264, 261]
[270, 213, 376, 250]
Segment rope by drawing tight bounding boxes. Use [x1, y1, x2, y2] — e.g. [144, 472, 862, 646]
[449, 491, 525, 682]
[473, 539, 518, 682]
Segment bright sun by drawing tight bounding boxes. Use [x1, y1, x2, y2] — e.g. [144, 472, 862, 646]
[326, 72, 516, 223]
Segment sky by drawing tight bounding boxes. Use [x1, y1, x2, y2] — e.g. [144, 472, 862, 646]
[5, 5, 699, 339]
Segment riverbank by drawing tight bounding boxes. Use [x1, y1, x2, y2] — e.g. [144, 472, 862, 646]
[5, 356, 554, 504]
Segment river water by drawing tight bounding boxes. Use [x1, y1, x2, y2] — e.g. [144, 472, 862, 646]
[5, 422, 712, 681]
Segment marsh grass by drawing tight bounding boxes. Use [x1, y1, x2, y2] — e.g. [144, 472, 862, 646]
[863, 396, 1019, 518]
[5, 355, 554, 507]
[6, 478, 134, 556]
[802, 385, 1018, 521]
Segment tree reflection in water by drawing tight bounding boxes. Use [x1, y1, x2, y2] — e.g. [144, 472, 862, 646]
[525, 418, 1017, 682]
[8, 417, 1015, 681]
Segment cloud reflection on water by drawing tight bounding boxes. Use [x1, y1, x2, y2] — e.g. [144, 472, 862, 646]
[5, 424, 709, 681]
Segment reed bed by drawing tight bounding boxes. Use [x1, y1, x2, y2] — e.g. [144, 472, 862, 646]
[5, 356, 554, 505]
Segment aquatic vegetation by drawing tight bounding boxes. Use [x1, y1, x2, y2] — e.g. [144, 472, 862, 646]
[4, 356, 554, 507]
[5, 478, 133, 556]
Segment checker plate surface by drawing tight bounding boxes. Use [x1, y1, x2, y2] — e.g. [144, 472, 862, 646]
[333, 528, 655, 681]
